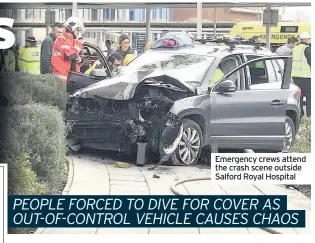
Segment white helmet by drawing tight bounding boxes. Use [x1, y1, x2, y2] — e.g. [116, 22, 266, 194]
[299, 32, 311, 40]
[64, 17, 85, 34]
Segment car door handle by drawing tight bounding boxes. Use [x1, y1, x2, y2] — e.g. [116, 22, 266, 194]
[270, 100, 285, 106]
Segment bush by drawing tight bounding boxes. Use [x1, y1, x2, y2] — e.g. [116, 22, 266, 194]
[291, 117, 311, 153]
[3, 103, 67, 192]
[5, 152, 49, 195]
[1, 72, 67, 110]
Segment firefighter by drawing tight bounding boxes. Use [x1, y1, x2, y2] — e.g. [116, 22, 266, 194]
[51, 17, 85, 82]
[292, 32, 311, 117]
[18, 37, 40, 74]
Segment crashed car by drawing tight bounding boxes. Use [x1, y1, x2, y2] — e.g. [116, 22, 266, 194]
[66, 38, 301, 165]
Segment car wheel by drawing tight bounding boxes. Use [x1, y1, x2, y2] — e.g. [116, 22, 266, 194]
[283, 116, 296, 152]
[170, 119, 203, 166]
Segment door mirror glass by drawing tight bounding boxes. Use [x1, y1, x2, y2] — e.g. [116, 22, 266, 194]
[216, 80, 236, 93]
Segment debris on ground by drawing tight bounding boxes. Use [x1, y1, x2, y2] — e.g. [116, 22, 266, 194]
[295, 185, 311, 199]
[114, 162, 132, 168]
[153, 174, 160, 179]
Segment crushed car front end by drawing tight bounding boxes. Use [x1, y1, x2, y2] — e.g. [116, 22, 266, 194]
[65, 74, 194, 156]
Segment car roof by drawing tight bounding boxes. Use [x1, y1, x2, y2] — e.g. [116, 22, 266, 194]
[148, 43, 275, 57]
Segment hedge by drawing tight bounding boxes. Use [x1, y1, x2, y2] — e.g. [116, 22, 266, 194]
[1, 72, 67, 111]
[2, 103, 67, 194]
[291, 117, 311, 153]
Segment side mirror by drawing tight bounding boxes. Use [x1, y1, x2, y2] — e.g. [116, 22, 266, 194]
[89, 69, 108, 80]
[216, 80, 236, 94]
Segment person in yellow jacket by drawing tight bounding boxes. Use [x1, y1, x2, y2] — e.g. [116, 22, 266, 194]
[1, 30, 20, 72]
[3, 47, 19, 72]
[292, 32, 311, 117]
[144, 42, 151, 51]
[122, 53, 136, 66]
[208, 67, 225, 88]
[18, 37, 40, 75]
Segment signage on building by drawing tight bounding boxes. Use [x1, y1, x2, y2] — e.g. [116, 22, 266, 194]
[263, 9, 278, 26]
[136, 33, 147, 53]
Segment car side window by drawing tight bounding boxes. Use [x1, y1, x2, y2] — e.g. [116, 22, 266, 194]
[246, 58, 282, 90]
[246, 56, 268, 85]
[273, 59, 284, 81]
[210, 55, 244, 91]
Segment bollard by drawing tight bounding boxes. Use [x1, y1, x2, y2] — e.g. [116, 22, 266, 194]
[136, 142, 147, 166]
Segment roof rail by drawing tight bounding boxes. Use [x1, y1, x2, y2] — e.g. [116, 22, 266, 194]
[194, 37, 263, 50]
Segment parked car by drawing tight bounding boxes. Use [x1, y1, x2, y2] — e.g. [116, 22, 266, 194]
[65, 40, 301, 165]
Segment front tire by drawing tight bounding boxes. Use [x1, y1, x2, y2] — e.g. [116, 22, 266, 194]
[170, 118, 203, 166]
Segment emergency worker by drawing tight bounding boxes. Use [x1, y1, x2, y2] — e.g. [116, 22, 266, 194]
[208, 67, 225, 88]
[1, 29, 19, 72]
[84, 52, 123, 76]
[144, 42, 151, 52]
[275, 37, 299, 55]
[51, 17, 85, 82]
[292, 32, 311, 117]
[18, 37, 40, 74]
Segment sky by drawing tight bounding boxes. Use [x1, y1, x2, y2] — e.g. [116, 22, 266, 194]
[282, 7, 311, 22]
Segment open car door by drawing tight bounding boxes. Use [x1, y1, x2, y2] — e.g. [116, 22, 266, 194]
[66, 42, 112, 94]
[208, 56, 294, 151]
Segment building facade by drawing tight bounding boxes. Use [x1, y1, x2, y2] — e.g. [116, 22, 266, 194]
[172, 7, 262, 22]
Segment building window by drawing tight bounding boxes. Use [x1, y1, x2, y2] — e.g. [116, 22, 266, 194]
[104, 9, 110, 20]
[152, 9, 156, 20]
[111, 9, 115, 20]
[65, 9, 72, 19]
[129, 9, 134, 21]
[92, 9, 98, 21]
[5, 9, 13, 18]
[16, 9, 23, 21]
[25, 9, 34, 20]
[34, 9, 41, 20]
[0, 9, 5, 17]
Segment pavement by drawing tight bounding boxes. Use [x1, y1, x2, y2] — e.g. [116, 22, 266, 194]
[35, 151, 311, 234]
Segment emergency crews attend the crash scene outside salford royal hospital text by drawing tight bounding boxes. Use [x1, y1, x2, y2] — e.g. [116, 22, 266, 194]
[0, 16, 311, 121]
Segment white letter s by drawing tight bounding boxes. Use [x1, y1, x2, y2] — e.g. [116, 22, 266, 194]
[0, 18, 15, 49]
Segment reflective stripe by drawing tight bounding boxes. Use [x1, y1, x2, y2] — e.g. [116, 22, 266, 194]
[52, 51, 62, 57]
[73, 46, 81, 52]
[18, 57, 40, 63]
[58, 45, 70, 53]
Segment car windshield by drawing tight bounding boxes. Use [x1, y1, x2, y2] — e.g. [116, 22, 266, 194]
[119, 51, 215, 86]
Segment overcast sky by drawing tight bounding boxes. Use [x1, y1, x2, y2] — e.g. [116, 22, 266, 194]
[282, 7, 311, 22]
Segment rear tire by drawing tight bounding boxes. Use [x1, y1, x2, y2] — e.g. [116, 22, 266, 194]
[283, 116, 296, 152]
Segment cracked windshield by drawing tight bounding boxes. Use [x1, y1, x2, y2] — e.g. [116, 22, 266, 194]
[120, 52, 215, 86]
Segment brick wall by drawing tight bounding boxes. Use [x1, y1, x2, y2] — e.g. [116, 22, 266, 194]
[172, 8, 261, 22]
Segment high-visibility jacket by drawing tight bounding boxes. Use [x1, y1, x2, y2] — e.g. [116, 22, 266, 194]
[84, 60, 101, 75]
[4, 49, 16, 72]
[122, 54, 136, 66]
[51, 35, 82, 82]
[18, 46, 40, 74]
[292, 44, 311, 78]
[209, 68, 225, 88]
